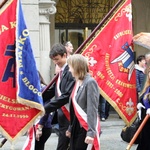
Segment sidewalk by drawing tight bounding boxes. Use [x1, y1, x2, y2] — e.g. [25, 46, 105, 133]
[100, 113, 137, 150]
[0, 113, 138, 150]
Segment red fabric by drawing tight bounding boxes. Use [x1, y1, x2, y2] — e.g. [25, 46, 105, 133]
[22, 124, 38, 150]
[61, 106, 70, 121]
[82, 0, 137, 125]
[23, 127, 35, 150]
[0, 0, 41, 141]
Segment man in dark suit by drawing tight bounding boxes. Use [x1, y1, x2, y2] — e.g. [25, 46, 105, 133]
[43, 43, 75, 150]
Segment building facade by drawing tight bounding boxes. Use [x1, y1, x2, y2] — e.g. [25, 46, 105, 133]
[1, 0, 150, 83]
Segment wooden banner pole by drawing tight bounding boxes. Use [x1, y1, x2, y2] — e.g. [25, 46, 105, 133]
[0, 0, 8, 9]
[0, 138, 7, 148]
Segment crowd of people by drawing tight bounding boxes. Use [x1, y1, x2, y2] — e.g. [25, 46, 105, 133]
[34, 42, 100, 150]
[23, 39, 150, 150]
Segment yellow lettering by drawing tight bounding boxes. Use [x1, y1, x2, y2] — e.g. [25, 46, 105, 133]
[97, 71, 105, 79]
[22, 77, 42, 96]
[105, 53, 115, 80]
[22, 29, 29, 37]
[106, 80, 114, 88]
[2, 113, 29, 118]
[1, 25, 9, 33]
[116, 79, 136, 89]
[18, 36, 26, 45]
[10, 21, 16, 29]
[0, 94, 18, 104]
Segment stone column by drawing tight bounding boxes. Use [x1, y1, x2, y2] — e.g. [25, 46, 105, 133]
[39, 0, 56, 83]
[132, 0, 150, 56]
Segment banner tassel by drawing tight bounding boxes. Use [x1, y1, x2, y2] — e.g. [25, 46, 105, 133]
[11, 143, 15, 150]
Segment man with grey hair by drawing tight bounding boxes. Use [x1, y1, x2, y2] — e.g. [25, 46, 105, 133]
[63, 41, 74, 56]
[145, 52, 150, 65]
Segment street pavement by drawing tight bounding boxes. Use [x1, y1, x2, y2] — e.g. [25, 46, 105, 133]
[0, 113, 138, 150]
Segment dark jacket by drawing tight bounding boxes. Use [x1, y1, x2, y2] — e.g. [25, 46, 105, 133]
[135, 65, 145, 92]
[43, 65, 75, 126]
[39, 113, 53, 128]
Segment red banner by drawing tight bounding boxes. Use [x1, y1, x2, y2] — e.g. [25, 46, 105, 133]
[0, 0, 44, 142]
[82, 0, 137, 125]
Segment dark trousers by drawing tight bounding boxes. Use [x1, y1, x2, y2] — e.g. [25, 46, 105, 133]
[99, 95, 106, 118]
[35, 128, 52, 150]
[70, 117, 87, 150]
[56, 109, 70, 150]
[136, 110, 150, 150]
[56, 128, 70, 150]
[105, 101, 110, 119]
[71, 128, 87, 150]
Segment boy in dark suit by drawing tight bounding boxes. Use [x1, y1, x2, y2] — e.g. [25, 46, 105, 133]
[43, 43, 75, 150]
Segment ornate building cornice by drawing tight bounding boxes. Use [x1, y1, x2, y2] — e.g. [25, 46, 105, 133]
[39, 0, 56, 16]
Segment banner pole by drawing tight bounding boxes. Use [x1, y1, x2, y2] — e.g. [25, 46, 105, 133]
[0, 138, 7, 148]
[42, 74, 59, 94]
[126, 115, 149, 150]
[75, 0, 123, 54]
[0, 0, 8, 9]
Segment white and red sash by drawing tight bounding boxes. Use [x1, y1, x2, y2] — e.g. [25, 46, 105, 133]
[71, 81, 100, 150]
[56, 71, 70, 121]
[22, 123, 38, 150]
